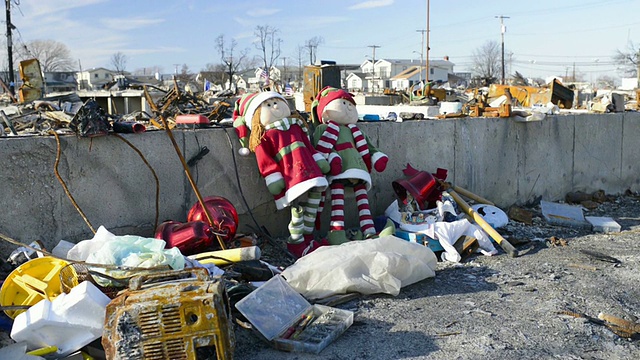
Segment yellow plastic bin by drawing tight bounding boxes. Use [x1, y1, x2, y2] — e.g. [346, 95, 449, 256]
[0, 257, 69, 318]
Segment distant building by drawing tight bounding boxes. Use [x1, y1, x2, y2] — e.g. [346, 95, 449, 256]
[44, 72, 77, 93]
[357, 58, 455, 93]
[76, 67, 116, 90]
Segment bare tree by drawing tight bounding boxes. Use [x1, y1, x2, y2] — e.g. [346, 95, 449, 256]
[110, 52, 128, 75]
[175, 64, 193, 84]
[17, 39, 75, 72]
[254, 25, 282, 83]
[201, 62, 226, 88]
[596, 74, 617, 89]
[305, 36, 324, 65]
[613, 42, 638, 77]
[216, 34, 250, 93]
[471, 40, 501, 85]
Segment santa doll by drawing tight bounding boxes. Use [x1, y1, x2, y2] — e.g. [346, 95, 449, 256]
[233, 91, 330, 257]
[311, 86, 389, 245]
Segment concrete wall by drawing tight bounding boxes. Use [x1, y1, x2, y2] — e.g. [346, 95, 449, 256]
[1, 112, 639, 255]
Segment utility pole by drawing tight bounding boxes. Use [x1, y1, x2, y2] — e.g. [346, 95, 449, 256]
[416, 29, 427, 85]
[495, 15, 510, 85]
[637, 50, 640, 89]
[368, 45, 380, 93]
[5, 0, 14, 94]
[426, 0, 430, 83]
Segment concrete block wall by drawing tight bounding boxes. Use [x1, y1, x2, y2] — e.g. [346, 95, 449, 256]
[1, 112, 639, 255]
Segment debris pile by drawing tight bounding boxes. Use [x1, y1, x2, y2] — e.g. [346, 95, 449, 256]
[1, 63, 639, 358]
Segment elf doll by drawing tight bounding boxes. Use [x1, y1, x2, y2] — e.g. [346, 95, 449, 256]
[233, 91, 330, 257]
[311, 86, 389, 245]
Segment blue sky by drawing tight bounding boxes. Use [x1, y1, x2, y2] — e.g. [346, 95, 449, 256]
[8, 0, 640, 81]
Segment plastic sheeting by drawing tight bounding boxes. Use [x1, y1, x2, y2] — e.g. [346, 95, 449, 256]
[67, 226, 185, 270]
[281, 236, 437, 300]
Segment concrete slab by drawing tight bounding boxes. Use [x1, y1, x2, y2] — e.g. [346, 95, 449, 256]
[585, 216, 621, 233]
[540, 200, 590, 228]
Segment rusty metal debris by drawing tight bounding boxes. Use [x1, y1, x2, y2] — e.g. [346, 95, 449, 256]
[102, 268, 235, 359]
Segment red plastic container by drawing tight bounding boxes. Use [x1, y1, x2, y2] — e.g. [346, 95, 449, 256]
[176, 114, 209, 124]
[155, 221, 215, 255]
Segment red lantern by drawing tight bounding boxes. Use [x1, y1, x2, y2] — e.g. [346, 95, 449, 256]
[187, 196, 239, 244]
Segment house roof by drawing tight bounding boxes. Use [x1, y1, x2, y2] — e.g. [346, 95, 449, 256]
[346, 72, 367, 80]
[390, 66, 422, 80]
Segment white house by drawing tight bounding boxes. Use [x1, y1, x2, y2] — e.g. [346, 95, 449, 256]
[76, 67, 116, 90]
[346, 72, 366, 93]
[359, 58, 455, 92]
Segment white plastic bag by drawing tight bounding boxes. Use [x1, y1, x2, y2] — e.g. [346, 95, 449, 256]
[67, 225, 185, 271]
[281, 235, 437, 300]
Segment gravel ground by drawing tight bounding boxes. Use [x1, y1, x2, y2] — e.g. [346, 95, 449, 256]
[234, 193, 640, 360]
[2, 194, 639, 359]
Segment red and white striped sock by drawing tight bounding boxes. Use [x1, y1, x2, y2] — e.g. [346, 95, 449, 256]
[329, 183, 345, 232]
[355, 183, 376, 235]
[315, 190, 326, 230]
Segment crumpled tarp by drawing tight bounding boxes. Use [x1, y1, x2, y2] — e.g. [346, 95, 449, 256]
[281, 235, 437, 300]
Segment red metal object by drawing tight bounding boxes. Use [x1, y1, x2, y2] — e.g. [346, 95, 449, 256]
[155, 220, 216, 255]
[176, 114, 209, 124]
[392, 171, 436, 210]
[188, 196, 239, 244]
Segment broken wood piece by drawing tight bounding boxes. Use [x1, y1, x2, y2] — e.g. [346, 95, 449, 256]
[567, 263, 597, 271]
[507, 206, 532, 225]
[598, 313, 640, 334]
[454, 235, 479, 262]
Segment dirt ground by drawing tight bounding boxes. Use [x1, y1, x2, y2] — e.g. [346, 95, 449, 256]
[233, 193, 640, 360]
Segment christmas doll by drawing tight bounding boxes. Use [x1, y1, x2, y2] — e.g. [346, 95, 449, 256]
[233, 91, 330, 257]
[311, 86, 389, 245]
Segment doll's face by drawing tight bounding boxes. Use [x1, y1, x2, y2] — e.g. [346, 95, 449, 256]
[322, 98, 358, 125]
[259, 98, 291, 126]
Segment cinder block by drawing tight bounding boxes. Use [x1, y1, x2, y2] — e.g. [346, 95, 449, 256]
[585, 216, 621, 233]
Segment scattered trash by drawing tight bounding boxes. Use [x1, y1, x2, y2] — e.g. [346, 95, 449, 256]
[235, 274, 353, 354]
[10, 281, 110, 358]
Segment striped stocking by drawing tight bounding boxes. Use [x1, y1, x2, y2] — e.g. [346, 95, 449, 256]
[287, 206, 304, 243]
[355, 183, 376, 235]
[329, 182, 345, 232]
[302, 189, 322, 236]
[315, 190, 326, 230]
